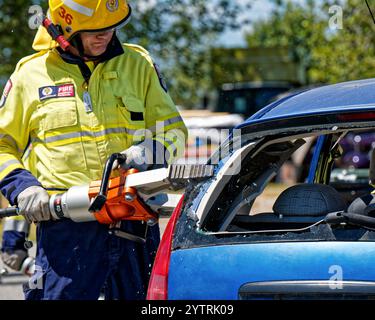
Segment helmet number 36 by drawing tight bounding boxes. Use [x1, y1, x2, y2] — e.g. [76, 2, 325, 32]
[59, 7, 73, 25]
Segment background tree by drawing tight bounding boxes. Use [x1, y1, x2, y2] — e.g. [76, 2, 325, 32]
[120, 0, 251, 107]
[0, 0, 251, 107]
[246, 0, 327, 85]
[0, 0, 46, 83]
[245, 0, 375, 85]
[311, 0, 375, 83]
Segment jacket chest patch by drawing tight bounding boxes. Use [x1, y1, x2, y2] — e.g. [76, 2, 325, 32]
[39, 84, 75, 101]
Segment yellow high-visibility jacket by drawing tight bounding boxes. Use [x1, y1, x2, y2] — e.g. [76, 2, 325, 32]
[0, 44, 188, 193]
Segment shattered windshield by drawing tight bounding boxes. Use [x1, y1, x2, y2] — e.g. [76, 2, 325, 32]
[197, 128, 374, 235]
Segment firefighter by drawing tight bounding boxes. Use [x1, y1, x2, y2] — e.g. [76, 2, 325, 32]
[0, 0, 187, 300]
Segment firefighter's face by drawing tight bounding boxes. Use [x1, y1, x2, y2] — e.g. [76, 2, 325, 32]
[80, 30, 114, 56]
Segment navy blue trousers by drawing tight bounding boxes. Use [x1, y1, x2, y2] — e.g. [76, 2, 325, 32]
[23, 219, 160, 300]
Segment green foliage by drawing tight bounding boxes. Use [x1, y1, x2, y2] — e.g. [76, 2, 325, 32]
[246, 0, 375, 85]
[120, 1, 251, 107]
[0, 0, 250, 107]
[211, 47, 261, 86]
[210, 46, 303, 87]
[311, 0, 375, 83]
[246, 0, 327, 85]
[0, 0, 46, 83]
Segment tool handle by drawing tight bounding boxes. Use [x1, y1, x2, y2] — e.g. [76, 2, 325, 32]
[88, 153, 127, 212]
[0, 207, 19, 219]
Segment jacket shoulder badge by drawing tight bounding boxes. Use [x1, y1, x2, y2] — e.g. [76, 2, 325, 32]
[154, 64, 168, 93]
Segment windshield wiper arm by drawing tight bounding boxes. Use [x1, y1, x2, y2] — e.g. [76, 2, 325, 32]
[325, 211, 375, 230]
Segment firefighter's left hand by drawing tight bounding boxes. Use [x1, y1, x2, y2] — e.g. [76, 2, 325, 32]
[17, 186, 51, 223]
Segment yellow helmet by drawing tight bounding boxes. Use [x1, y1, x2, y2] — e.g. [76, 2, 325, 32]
[48, 0, 131, 40]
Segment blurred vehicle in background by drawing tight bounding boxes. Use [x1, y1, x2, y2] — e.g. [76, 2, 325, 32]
[179, 109, 244, 164]
[213, 81, 293, 119]
[179, 81, 293, 164]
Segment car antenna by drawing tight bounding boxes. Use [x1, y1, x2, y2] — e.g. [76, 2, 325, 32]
[365, 0, 375, 24]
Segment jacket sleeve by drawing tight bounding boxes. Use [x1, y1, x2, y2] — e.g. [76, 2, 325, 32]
[143, 62, 188, 166]
[0, 71, 41, 205]
[0, 70, 39, 252]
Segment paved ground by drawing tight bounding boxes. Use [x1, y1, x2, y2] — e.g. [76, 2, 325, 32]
[0, 217, 170, 300]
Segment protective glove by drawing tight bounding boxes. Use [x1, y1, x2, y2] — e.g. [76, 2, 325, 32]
[115, 144, 153, 172]
[17, 186, 51, 223]
[1, 250, 27, 271]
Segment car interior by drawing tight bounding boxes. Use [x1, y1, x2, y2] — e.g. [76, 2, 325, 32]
[204, 129, 375, 233]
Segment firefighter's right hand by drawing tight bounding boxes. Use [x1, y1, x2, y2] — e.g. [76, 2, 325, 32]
[1, 250, 27, 271]
[117, 144, 152, 172]
[17, 186, 51, 223]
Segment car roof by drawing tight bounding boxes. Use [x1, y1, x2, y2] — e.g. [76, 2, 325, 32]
[239, 78, 375, 128]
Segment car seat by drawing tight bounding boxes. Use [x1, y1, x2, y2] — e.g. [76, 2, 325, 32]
[273, 183, 347, 217]
[233, 183, 347, 226]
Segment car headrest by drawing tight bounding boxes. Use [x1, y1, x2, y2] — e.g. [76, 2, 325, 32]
[370, 148, 375, 185]
[273, 183, 346, 217]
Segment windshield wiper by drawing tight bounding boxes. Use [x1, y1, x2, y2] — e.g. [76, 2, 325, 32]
[325, 211, 375, 230]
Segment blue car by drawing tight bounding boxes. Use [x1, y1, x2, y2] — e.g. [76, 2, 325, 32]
[147, 79, 375, 300]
